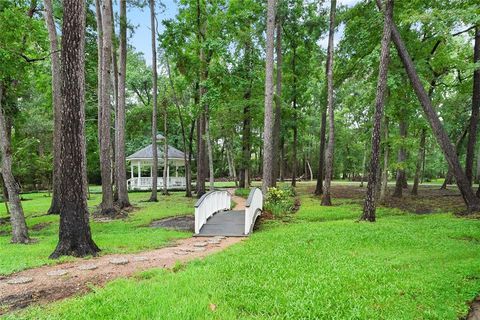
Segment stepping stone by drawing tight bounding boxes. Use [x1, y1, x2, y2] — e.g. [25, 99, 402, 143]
[207, 239, 221, 245]
[133, 256, 149, 262]
[110, 258, 129, 265]
[193, 242, 207, 248]
[214, 236, 226, 240]
[7, 277, 33, 285]
[174, 250, 189, 255]
[193, 247, 206, 252]
[47, 270, 68, 277]
[77, 264, 98, 271]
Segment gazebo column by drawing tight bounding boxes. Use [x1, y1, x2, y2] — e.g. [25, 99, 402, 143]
[137, 161, 141, 188]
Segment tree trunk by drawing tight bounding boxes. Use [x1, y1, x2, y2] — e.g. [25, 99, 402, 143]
[0, 87, 29, 243]
[314, 107, 327, 195]
[149, 0, 158, 202]
[360, 0, 392, 221]
[98, 0, 115, 215]
[379, 117, 390, 203]
[466, 27, 480, 185]
[411, 128, 426, 196]
[272, 18, 283, 186]
[114, 0, 130, 208]
[376, 0, 480, 212]
[291, 47, 298, 188]
[240, 101, 251, 188]
[50, 0, 99, 258]
[392, 119, 407, 197]
[280, 137, 285, 181]
[189, 119, 196, 194]
[261, 0, 276, 194]
[321, 0, 336, 206]
[44, 0, 62, 215]
[206, 114, 214, 191]
[166, 56, 192, 197]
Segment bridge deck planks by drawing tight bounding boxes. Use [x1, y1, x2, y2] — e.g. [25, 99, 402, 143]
[196, 210, 246, 237]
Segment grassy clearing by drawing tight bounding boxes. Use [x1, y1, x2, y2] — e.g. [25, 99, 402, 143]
[234, 188, 251, 198]
[11, 186, 480, 319]
[0, 191, 196, 275]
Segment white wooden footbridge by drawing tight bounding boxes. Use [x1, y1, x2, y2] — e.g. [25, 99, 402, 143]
[194, 188, 263, 237]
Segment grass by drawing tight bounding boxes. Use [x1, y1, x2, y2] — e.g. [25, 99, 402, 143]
[8, 185, 480, 319]
[0, 190, 196, 275]
[234, 188, 251, 198]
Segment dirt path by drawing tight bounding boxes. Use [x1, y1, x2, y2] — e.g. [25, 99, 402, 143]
[0, 236, 243, 315]
[228, 188, 246, 210]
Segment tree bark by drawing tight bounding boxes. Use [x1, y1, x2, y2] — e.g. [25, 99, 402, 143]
[261, 0, 276, 194]
[392, 119, 407, 197]
[360, 0, 392, 221]
[321, 0, 336, 206]
[149, 0, 158, 202]
[466, 27, 480, 185]
[376, 0, 480, 212]
[411, 128, 426, 196]
[162, 97, 169, 195]
[114, 0, 131, 208]
[50, 0, 99, 258]
[314, 106, 327, 195]
[206, 114, 214, 191]
[239, 100, 251, 188]
[379, 116, 389, 203]
[272, 18, 283, 186]
[0, 87, 29, 243]
[98, 0, 115, 215]
[44, 0, 62, 215]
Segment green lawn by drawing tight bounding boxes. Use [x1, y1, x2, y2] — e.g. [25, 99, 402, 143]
[0, 190, 196, 275]
[8, 186, 480, 319]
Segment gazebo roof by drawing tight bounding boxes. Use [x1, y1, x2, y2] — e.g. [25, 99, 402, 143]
[127, 143, 185, 161]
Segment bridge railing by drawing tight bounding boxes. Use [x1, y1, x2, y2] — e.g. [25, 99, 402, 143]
[194, 190, 231, 234]
[245, 188, 263, 235]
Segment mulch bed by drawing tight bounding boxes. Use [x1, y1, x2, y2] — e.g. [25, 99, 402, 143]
[150, 215, 195, 232]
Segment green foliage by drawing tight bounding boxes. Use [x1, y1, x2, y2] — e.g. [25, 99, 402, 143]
[233, 188, 250, 198]
[264, 186, 295, 217]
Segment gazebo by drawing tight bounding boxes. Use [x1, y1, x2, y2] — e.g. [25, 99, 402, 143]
[126, 134, 188, 190]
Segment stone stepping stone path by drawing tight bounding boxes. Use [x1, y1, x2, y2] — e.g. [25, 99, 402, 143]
[77, 264, 98, 271]
[133, 256, 149, 262]
[46, 270, 68, 277]
[193, 242, 208, 247]
[109, 258, 129, 265]
[7, 277, 33, 285]
[207, 239, 221, 245]
[174, 250, 189, 255]
[192, 247, 206, 252]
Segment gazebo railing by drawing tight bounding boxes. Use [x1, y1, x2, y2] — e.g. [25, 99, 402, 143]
[127, 177, 186, 190]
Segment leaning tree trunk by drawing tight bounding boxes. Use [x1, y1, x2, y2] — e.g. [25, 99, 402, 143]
[114, 0, 131, 208]
[149, 0, 158, 202]
[314, 106, 327, 195]
[466, 27, 480, 185]
[392, 119, 407, 197]
[360, 0, 392, 221]
[98, 0, 115, 215]
[321, 0, 336, 206]
[44, 0, 62, 215]
[272, 18, 283, 186]
[0, 87, 29, 243]
[379, 116, 390, 203]
[376, 0, 480, 212]
[411, 128, 426, 196]
[261, 0, 276, 194]
[50, 0, 100, 258]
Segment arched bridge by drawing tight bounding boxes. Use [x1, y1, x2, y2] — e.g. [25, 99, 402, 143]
[194, 188, 263, 237]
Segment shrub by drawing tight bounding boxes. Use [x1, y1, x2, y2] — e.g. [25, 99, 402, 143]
[264, 187, 295, 217]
